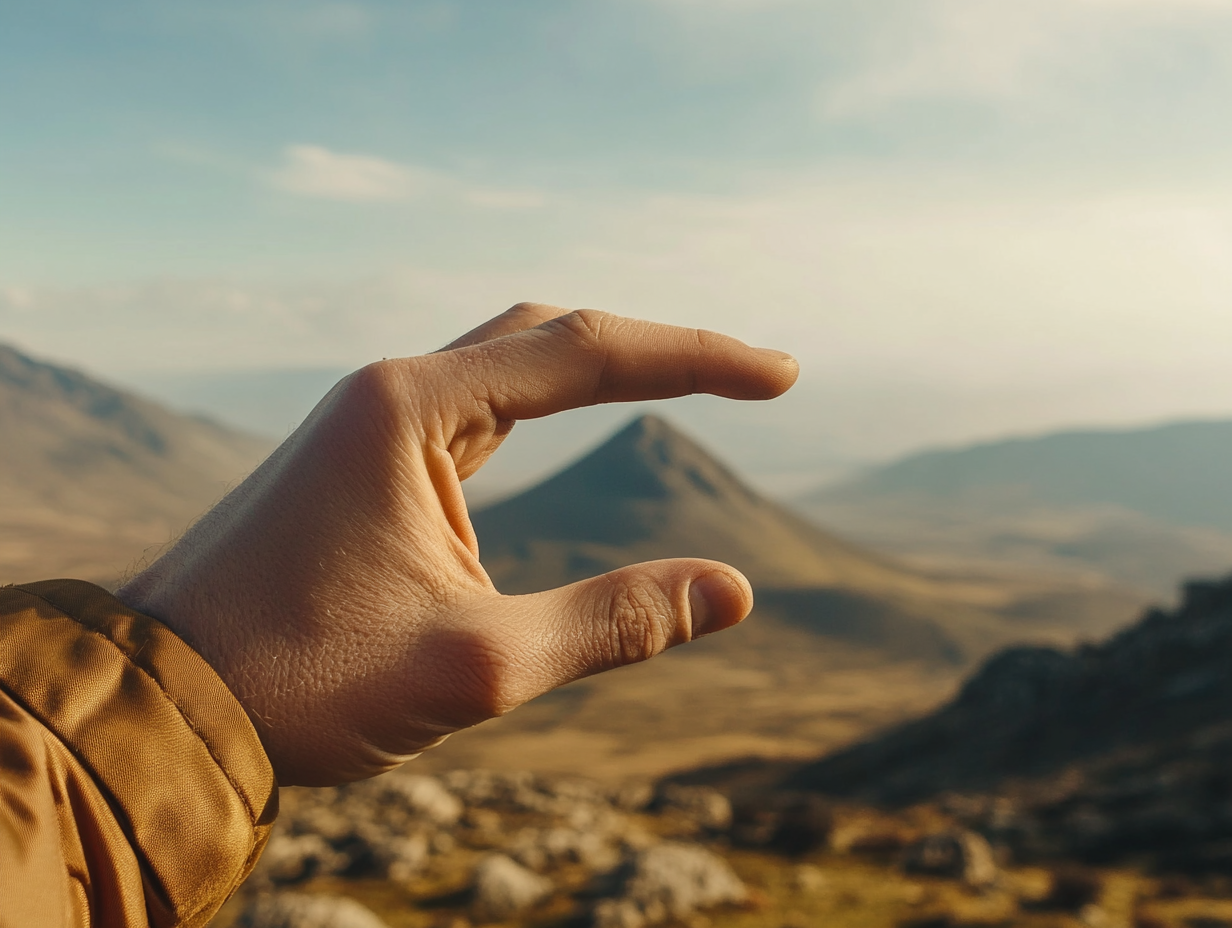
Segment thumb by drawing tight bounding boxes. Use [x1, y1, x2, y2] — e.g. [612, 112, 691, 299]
[518, 559, 753, 689]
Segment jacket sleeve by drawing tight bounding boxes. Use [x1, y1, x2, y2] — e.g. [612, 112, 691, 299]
[0, 580, 278, 928]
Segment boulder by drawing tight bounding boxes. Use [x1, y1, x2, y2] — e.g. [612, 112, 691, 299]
[235, 893, 388, 928]
[256, 834, 347, 885]
[471, 854, 554, 921]
[901, 831, 998, 887]
[508, 826, 620, 873]
[596, 843, 747, 927]
[380, 774, 463, 826]
[653, 785, 732, 831]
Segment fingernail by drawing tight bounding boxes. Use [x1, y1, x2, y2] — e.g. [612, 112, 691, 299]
[689, 572, 748, 638]
[755, 347, 797, 364]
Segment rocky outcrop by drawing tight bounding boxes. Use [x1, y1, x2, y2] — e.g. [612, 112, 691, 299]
[789, 574, 1232, 871]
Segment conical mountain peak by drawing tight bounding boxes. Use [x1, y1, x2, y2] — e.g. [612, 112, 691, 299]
[470, 414, 763, 563]
[472, 413, 894, 593]
[556, 413, 759, 506]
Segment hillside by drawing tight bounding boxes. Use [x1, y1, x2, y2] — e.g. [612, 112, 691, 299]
[799, 420, 1232, 595]
[415, 416, 1141, 780]
[787, 573, 1232, 870]
[0, 343, 273, 587]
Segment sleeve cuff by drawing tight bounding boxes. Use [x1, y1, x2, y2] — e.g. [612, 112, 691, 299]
[0, 580, 278, 927]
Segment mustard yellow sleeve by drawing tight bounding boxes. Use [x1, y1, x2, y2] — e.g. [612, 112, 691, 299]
[0, 580, 278, 928]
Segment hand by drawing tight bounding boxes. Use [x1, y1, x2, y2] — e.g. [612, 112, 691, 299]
[116, 304, 798, 786]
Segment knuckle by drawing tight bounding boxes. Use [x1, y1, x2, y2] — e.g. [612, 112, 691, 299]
[553, 308, 611, 346]
[341, 359, 410, 414]
[507, 301, 553, 320]
[607, 581, 675, 666]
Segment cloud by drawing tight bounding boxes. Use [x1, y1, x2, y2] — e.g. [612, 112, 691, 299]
[271, 145, 435, 202]
[817, 4, 1048, 118]
[7, 166, 1232, 465]
[267, 144, 545, 209]
[815, 0, 1232, 120]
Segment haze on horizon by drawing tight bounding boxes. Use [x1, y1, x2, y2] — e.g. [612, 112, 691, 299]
[4, 0, 1232, 488]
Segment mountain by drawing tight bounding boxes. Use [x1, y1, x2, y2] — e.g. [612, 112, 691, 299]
[475, 414, 1033, 666]
[0, 343, 273, 587]
[798, 420, 1232, 595]
[787, 574, 1232, 870]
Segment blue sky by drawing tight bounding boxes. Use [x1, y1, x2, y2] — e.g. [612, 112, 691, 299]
[4, 0, 1232, 480]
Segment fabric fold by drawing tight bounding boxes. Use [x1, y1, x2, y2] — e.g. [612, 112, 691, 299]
[0, 580, 277, 928]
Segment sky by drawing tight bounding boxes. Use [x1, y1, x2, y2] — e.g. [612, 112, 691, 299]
[4, 0, 1232, 490]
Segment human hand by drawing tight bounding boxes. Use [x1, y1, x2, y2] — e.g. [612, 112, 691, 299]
[116, 304, 798, 786]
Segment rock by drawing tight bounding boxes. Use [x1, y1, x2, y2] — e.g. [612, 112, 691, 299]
[380, 774, 463, 826]
[593, 898, 646, 928]
[464, 808, 503, 838]
[654, 785, 732, 831]
[285, 804, 353, 843]
[541, 776, 607, 807]
[256, 834, 347, 885]
[383, 834, 431, 882]
[508, 826, 621, 873]
[442, 769, 500, 804]
[791, 864, 828, 895]
[471, 854, 554, 921]
[611, 781, 655, 812]
[235, 893, 389, 928]
[901, 831, 998, 887]
[599, 843, 747, 926]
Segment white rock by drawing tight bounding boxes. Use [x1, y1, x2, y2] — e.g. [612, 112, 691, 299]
[235, 893, 388, 928]
[256, 834, 347, 885]
[381, 774, 463, 826]
[610, 843, 746, 925]
[383, 834, 430, 882]
[509, 827, 621, 873]
[471, 854, 554, 920]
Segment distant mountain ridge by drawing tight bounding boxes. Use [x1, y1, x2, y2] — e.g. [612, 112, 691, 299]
[787, 574, 1232, 870]
[798, 419, 1232, 595]
[810, 419, 1232, 533]
[0, 342, 273, 586]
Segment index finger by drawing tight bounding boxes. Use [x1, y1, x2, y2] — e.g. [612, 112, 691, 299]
[439, 309, 799, 421]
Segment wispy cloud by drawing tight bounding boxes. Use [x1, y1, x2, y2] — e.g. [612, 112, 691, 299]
[271, 145, 435, 202]
[267, 144, 544, 209]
